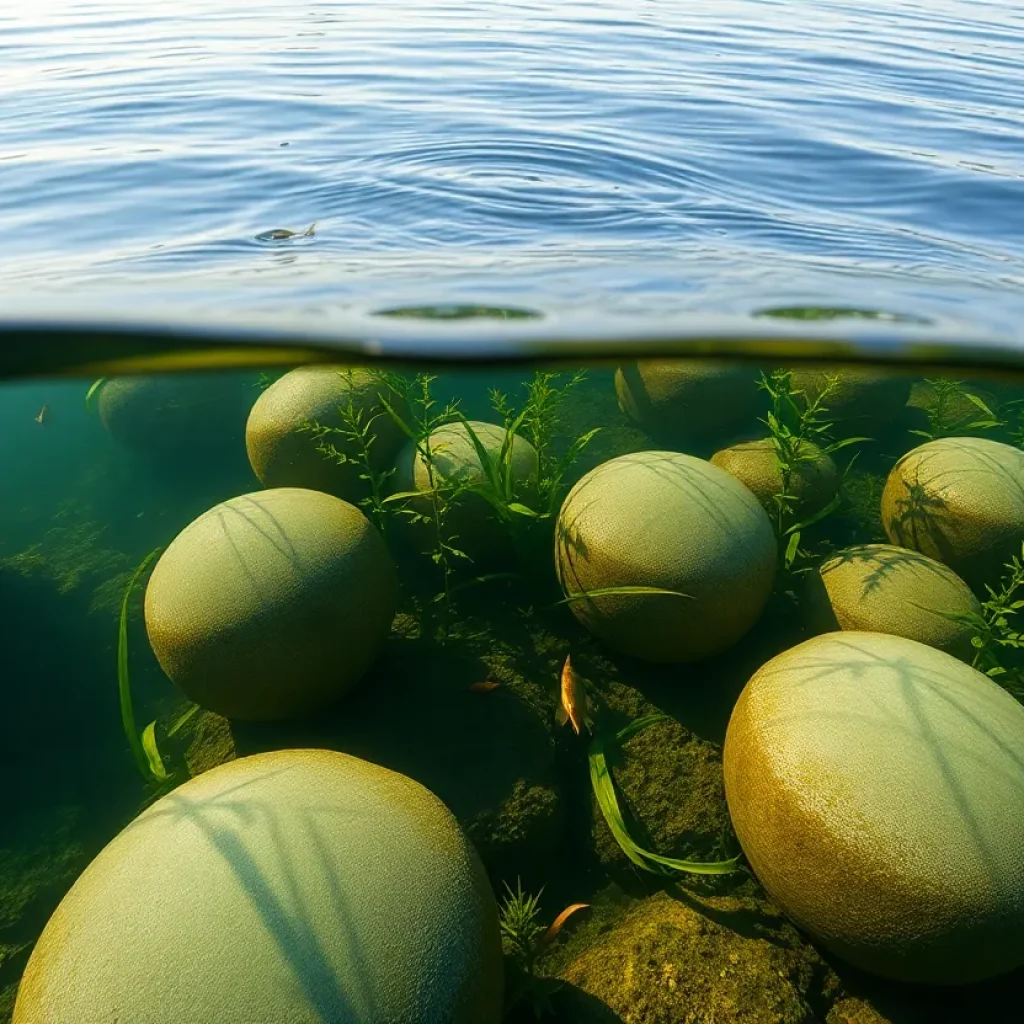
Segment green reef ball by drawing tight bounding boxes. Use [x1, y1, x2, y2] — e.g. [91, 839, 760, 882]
[555, 451, 777, 662]
[724, 631, 1024, 984]
[614, 361, 761, 451]
[145, 488, 397, 721]
[13, 749, 503, 1024]
[99, 373, 253, 456]
[806, 543, 981, 659]
[391, 420, 538, 564]
[710, 438, 838, 519]
[881, 436, 1024, 592]
[245, 365, 409, 501]
[788, 367, 910, 430]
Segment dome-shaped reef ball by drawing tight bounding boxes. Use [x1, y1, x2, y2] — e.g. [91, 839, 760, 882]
[13, 749, 503, 1024]
[391, 420, 538, 565]
[788, 367, 910, 431]
[806, 543, 981, 660]
[614, 361, 761, 453]
[555, 451, 777, 662]
[246, 366, 409, 502]
[724, 631, 1024, 984]
[99, 373, 254, 457]
[881, 436, 1024, 592]
[145, 488, 397, 720]
[710, 438, 838, 519]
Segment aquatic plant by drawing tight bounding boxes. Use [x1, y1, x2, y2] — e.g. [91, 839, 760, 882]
[491, 371, 601, 517]
[936, 542, 1024, 698]
[499, 880, 588, 1019]
[909, 378, 1004, 441]
[117, 549, 170, 788]
[589, 714, 741, 877]
[84, 377, 107, 413]
[759, 369, 869, 569]
[300, 369, 404, 538]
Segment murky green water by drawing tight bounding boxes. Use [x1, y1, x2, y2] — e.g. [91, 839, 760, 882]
[3, 344, 1024, 1023]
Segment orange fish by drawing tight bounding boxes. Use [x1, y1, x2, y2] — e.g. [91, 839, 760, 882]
[556, 655, 593, 735]
[469, 681, 502, 694]
[34, 404, 48, 425]
[542, 903, 591, 946]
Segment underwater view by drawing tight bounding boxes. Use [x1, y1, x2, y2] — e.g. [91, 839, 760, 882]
[2, 350, 1024, 1023]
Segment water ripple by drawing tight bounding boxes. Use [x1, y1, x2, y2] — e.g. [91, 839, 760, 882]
[0, 0, 1022, 332]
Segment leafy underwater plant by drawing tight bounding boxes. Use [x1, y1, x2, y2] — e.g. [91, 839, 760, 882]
[935, 543, 1024, 699]
[909, 378, 1005, 442]
[118, 548, 195, 794]
[589, 714, 741, 877]
[759, 369, 870, 570]
[499, 879, 589, 1019]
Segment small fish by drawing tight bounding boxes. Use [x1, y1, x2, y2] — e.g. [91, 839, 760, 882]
[256, 222, 316, 241]
[556, 655, 593, 735]
[469, 681, 502, 694]
[34, 404, 48, 425]
[541, 903, 591, 946]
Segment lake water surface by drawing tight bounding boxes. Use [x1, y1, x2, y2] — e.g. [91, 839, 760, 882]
[2, 0, 1023, 334]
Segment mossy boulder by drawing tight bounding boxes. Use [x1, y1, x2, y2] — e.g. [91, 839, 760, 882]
[614, 361, 761, 454]
[245, 366, 408, 502]
[145, 488, 397, 721]
[391, 420, 538, 566]
[711, 438, 838, 519]
[551, 891, 831, 1024]
[881, 436, 1024, 592]
[805, 544, 981, 659]
[788, 368, 910, 432]
[98, 373, 253, 457]
[724, 631, 1024, 984]
[14, 750, 503, 1024]
[555, 451, 777, 662]
[592, 717, 732, 874]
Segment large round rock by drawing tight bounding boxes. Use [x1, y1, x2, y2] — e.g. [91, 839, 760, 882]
[392, 420, 538, 565]
[614, 361, 761, 453]
[246, 366, 408, 501]
[788, 367, 910, 431]
[710, 438, 838, 519]
[724, 631, 1024, 984]
[881, 436, 1024, 591]
[99, 373, 254, 457]
[14, 749, 503, 1024]
[145, 488, 397, 720]
[806, 543, 981, 659]
[555, 451, 777, 662]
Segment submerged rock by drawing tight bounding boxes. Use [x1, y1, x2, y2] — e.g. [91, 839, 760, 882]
[614, 361, 762, 455]
[553, 891, 830, 1024]
[14, 750, 504, 1024]
[145, 487, 397, 721]
[711, 438, 838, 520]
[724, 631, 1024, 984]
[805, 543, 981, 659]
[555, 451, 777, 662]
[881, 436, 1024, 592]
[245, 365, 409, 502]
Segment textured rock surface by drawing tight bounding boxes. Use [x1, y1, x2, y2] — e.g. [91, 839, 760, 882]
[245, 365, 408, 501]
[14, 750, 503, 1024]
[805, 543, 981, 659]
[552, 891, 831, 1024]
[614, 361, 762, 453]
[711, 438, 838, 518]
[145, 488, 397, 720]
[555, 451, 777, 661]
[724, 631, 1024, 983]
[881, 436, 1024, 591]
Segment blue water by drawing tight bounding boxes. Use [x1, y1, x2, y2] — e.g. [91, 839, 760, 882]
[2, 1, 1023, 333]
